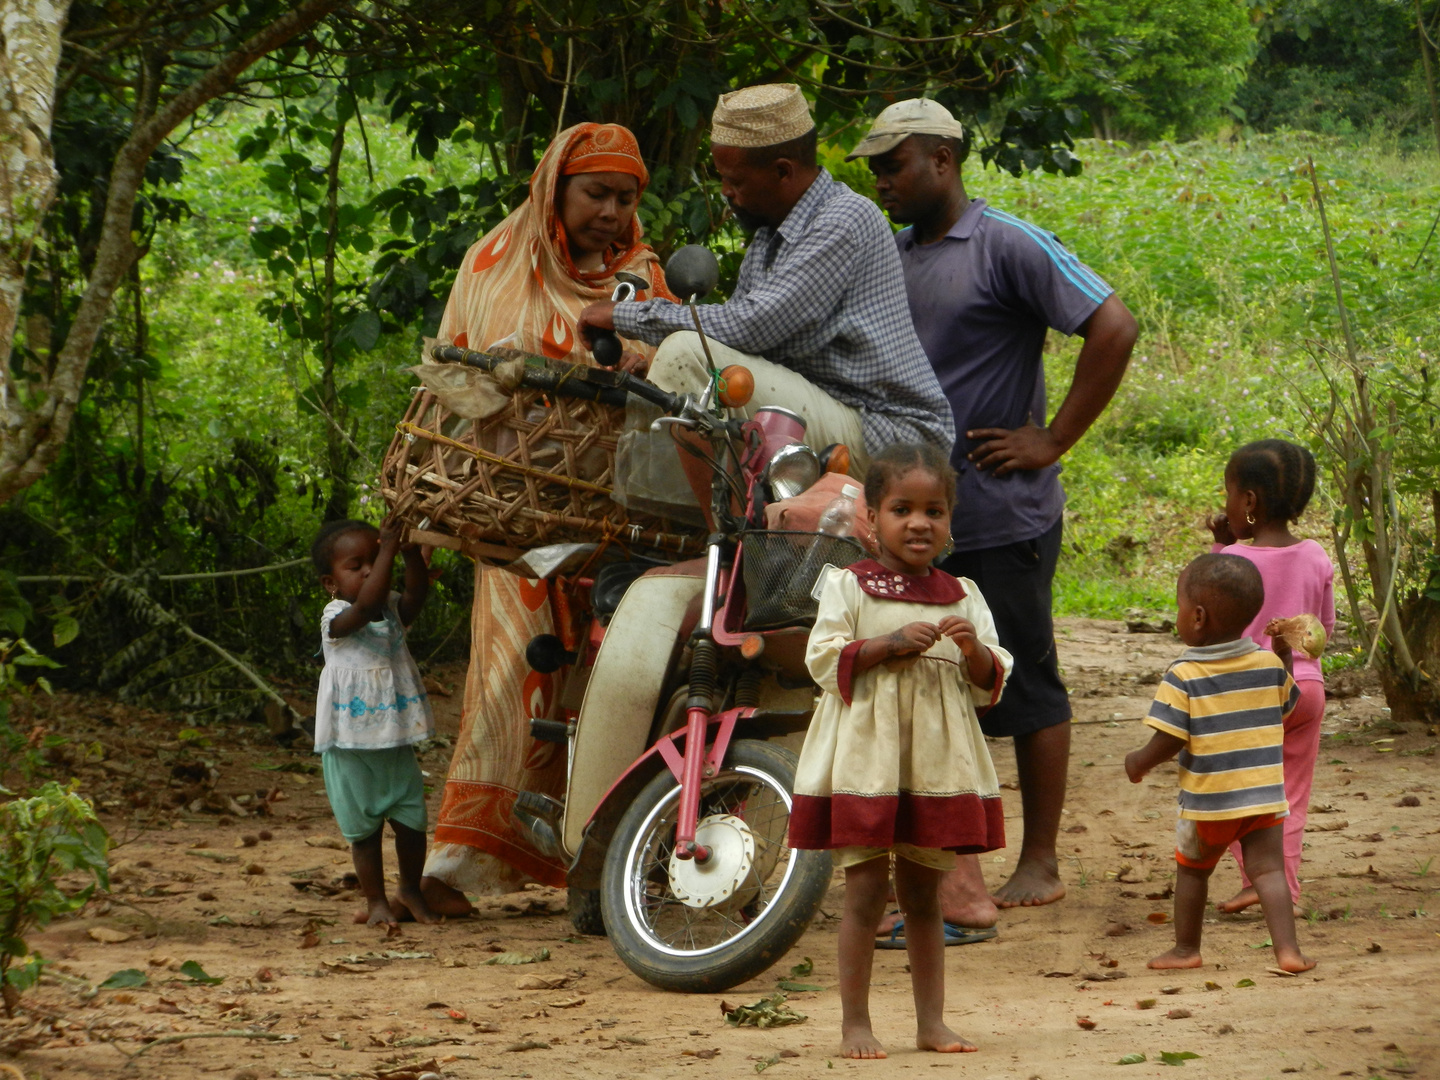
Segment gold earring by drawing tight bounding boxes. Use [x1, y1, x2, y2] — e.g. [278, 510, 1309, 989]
[327, 586, 336, 598]
[1246, 512, 1256, 525]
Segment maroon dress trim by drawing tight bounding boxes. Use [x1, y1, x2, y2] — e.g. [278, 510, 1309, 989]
[848, 559, 966, 604]
[789, 791, 1006, 854]
[836, 640, 866, 705]
[975, 646, 1005, 718]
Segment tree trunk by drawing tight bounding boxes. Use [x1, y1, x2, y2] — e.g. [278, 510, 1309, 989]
[0, 0, 70, 412]
[320, 118, 352, 522]
[1417, 0, 1440, 157]
[0, 0, 346, 506]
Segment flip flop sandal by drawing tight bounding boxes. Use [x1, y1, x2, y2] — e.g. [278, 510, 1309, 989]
[874, 920, 998, 949]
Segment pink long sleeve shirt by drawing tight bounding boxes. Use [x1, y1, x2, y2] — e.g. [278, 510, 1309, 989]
[1215, 539, 1336, 685]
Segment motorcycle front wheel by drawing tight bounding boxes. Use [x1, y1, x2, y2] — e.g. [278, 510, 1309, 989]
[600, 738, 832, 993]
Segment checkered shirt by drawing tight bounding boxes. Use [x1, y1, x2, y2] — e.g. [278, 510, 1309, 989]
[612, 169, 955, 456]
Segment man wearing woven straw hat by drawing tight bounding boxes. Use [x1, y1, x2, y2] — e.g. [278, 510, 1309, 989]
[577, 83, 953, 504]
[848, 98, 1138, 931]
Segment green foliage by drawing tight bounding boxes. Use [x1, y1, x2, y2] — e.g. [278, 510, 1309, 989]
[1237, 0, 1433, 140]
[1030, 0, 1257, 141]
[0, 636, 61, 785]
[0, 783, 110, 1015]
[960, 133, 1439, 618]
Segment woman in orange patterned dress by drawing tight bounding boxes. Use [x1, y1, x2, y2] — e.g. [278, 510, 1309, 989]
[417, 124, 675, 915]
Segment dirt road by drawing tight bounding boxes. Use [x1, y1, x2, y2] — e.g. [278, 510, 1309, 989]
[5, 618, 1437, 1079]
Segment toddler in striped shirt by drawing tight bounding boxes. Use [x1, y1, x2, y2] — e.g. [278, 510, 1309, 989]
[1126, 553, 1315, 974]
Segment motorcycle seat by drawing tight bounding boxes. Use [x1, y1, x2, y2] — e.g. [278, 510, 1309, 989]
[592, 559, 664, 621]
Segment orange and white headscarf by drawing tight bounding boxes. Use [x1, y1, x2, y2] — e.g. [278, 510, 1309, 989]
[438, 123, 674, 363]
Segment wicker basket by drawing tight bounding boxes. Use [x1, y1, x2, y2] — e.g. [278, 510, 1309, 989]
[379, 368, 706, 563]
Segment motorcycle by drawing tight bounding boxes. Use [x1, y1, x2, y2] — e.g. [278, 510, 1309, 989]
[428, 247, 867, 992]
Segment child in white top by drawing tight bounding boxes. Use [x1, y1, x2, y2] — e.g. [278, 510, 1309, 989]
[790, 443, 1012, 1060]
[312, 518, 438, 927]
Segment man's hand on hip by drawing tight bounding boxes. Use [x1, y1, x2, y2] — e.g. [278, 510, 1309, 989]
[576, 301, 617, 348]
[966, 422, 1064, 476]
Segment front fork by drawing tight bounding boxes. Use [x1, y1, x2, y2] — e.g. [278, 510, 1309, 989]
[674, 541, 725, 863]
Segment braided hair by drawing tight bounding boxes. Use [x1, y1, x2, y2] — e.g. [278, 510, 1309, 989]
[863, 442, 958, 511]
[310, 519, 378, 576]
[1226, 439, 1317, 525]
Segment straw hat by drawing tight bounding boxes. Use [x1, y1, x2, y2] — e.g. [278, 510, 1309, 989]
[711, 83, 815, 149]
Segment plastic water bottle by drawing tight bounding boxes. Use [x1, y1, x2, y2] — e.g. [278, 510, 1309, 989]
[790, 484, 862, 611]
[816, 484, 861, 538]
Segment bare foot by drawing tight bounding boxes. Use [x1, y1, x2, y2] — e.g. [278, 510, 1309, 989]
[395, 884, 442, 924]
[992, 858, 1065, 908]
[1273, 947, 1316, 973]
[364, 896, 399, 928]
[841, 1024, 887, 1060]
[420, 875, 476, 918]
[1218, 888, 1303, 918]
[353, 893, 413, 924]
[1217, 886, 1259, 914]
[1148, 947, 1204, 970]
[916, 1022, 976, 1053]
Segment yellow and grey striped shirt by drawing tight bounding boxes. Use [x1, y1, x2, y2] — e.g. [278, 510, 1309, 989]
[1144, 638, 1299, 821]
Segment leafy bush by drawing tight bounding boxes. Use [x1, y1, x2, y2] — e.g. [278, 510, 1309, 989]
[0, 783, 110, 1015]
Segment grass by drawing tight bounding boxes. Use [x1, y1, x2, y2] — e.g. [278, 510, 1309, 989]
[952, 132, 1440, 619]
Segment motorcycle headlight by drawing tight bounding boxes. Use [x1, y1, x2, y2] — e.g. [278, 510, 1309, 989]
[765, 443, 821, 500]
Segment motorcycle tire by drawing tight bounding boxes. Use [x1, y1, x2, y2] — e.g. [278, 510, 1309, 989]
[568, 887, 606, 936]
[599, 738, 831, 993]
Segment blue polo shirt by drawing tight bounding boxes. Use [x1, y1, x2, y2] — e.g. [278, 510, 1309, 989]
[894, 198, 1112, 552]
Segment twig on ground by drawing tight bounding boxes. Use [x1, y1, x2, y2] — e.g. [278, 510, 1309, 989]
[112, 1029, 292, 1063]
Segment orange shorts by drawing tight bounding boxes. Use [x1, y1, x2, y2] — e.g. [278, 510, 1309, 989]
[1175, 812, 1285, 870]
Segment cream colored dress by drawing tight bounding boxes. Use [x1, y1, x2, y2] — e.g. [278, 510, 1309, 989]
[788, 561, 1012, 856]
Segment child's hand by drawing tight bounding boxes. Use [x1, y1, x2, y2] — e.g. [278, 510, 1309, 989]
[378, 519, 403, 551]
[937, 615, 981, 655]
[886, 622, 939, 657]
[1206, 512, 1236, 547]
[1124, 750, 1148, 783]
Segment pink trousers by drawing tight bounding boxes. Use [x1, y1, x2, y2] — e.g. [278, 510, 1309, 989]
[1229, 679, 1326, 904]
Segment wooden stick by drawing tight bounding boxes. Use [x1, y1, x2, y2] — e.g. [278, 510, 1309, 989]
[116, 1029, 292, 1062]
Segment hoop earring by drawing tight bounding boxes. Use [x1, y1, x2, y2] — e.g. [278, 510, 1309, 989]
[1245, 512, 1256, 525]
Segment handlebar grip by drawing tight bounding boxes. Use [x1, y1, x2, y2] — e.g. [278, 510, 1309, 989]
[591, 330, 623, 367]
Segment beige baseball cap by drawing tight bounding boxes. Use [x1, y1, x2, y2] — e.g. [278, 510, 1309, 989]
[711, 83, 815, 149]
[845, 98, 966, 161]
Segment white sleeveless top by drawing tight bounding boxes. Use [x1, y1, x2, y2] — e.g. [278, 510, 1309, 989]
[314, 592, 432, 753]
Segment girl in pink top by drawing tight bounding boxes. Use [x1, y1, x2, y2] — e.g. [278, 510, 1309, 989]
[1207, 439, 1334, 913]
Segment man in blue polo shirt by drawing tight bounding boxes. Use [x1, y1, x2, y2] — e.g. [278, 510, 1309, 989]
[851, 100, 1137, 931]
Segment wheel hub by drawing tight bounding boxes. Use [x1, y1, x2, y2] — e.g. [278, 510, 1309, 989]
[667, 814, 755, 909]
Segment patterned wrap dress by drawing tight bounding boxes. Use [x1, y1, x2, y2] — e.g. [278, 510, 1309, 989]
[789, 560, 1011, 861]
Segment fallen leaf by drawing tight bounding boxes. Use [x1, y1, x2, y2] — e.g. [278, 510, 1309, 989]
[484, 948, 551, 966]
[684, 1049, 721, 1059]
[547, 997, 585, 1008]
[1148, 912, 1170, 924]
[88, 928, 132, 944]
[1146, 885, 1175, 901]
[1303, 819, 1349, 833]
[448, 1008, 468, 1021]
[1159, 1050, 1201, 1066]
[1136, 998, 1157, 1010]
[723, 992, 808, 1029]
[1160, 986, 1181, 995]
[1235, 978, 1255, 988]
[789, 956, 814, 978]
[179, 960, 223, 985]
[471, 1020, 500, 1033]
[1076, 1016, 1097, 1030]
[1167, 1008, 1192, 1019]
[1265, 967, 1299, 978]
[516, 973, 576, 990]
[1367, 942, 1383, 953]
[1396, 795, 1421, 807]
[776, 980, 823, 992]
[616, 1035, 648, 1045]
[1117, 1053, 1147, 1065]
[1104, 922, 1132, 937]
[99, 968, 148, 989]
[305, 835, 348, 850]
[1203, 981, 1221, 991]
